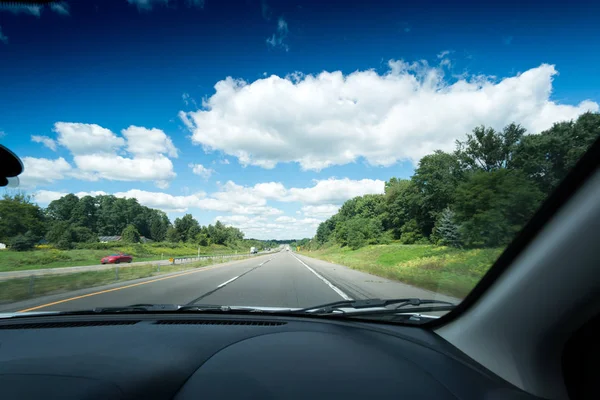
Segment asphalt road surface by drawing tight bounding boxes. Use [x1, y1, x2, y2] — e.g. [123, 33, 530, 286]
[2, 251, 458, 313]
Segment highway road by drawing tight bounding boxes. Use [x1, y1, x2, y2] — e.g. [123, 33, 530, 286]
[1, 251, 458, 313]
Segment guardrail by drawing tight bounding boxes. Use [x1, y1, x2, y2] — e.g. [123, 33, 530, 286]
[169, 251, 267, 265]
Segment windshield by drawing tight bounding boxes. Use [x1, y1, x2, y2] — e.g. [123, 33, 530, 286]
[0, 0, 598, 323]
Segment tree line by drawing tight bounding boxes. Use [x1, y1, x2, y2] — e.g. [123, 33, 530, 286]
[0, 193, 265, 251]
[308, 112, 599, 250]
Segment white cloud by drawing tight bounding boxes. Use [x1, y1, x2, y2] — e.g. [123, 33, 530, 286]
[31, 135, 57, 151]
[181, 62, 598, 171]
[217, 215, 316, 240]
[54, 122, 125, 155]
[0, 26, 7, 44]
[73, 154, 176, 186]
[47, 122, 178, 188]
[113, 189, 206, 212]
[50, 2, 70, 15]
[220, 158, 230, 165]
[189, 163, 214, 180]
[266, 17, 289, 51]
[76, 191, 108, 198]
[275, 216, 296, 223]
[121, 126, 178, 158]
[301, 204, 340, 219]
[19, 157, 72, 188]
[287, 178, 385, 205]
[33, 190, 68, 205]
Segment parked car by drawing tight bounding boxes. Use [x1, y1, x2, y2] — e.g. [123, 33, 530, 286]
[101, 253, 133, 264]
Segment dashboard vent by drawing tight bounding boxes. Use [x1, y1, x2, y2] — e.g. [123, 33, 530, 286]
[0, 320, 140, 329]
[154, 319, 286, 326]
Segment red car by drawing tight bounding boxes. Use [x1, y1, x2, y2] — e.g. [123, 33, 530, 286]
[101, 253, 133, 264]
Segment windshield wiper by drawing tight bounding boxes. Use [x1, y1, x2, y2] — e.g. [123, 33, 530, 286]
[294, 298, 456, 316]
[56, 304, 276, 315]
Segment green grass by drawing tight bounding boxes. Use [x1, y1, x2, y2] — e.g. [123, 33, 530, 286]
[0, 243, 247, 272]
[299, 244, 503, 298]
[0, 256, 245, 304]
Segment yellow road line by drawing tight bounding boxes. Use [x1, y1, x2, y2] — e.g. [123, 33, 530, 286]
[17, 261, 238, 313]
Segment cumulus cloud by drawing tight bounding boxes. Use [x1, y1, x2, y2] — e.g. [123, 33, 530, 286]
[217, 215, 317, 240]
[181, 62, 598, 171]
[266, 17, 289, 51]
[54, 122, 125, 155]
[113, 189, 206, 212]
[19, 157, 73, 188]
[301, 204, 340, 219]
[73, 154, 176, 183]
[50, 122, 177, 188]
[189, 163, 214, 180]
[31, 135, 57, 151]
[286, 178, 385, 204]
[121, 126, 178, 158]
[33, 190, 70, 204]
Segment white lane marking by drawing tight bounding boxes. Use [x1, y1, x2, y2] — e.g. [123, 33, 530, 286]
[291, 254, 352, 301]
[259, 259, 271, 266]
[217, 275, 240, 288]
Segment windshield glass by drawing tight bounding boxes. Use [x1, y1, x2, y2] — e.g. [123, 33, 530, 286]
[0, 0, 598, 322]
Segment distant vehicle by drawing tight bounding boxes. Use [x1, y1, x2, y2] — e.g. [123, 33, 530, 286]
[101, 253, 133, 264]
[250, 247, 258, 254]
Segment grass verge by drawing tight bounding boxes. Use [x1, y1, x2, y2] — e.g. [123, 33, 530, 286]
[0, 256, 246, 304]
[299, 244, 503, 298]
[0, 243, 246, 272]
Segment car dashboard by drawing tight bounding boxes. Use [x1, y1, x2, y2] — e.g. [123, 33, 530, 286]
[0, 313, 542, 399]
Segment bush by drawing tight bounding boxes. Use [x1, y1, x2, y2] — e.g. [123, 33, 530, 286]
[399, 219, 424, 244]
[8, 233, 37, 251]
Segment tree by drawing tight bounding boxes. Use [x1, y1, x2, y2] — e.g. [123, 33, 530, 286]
[46, 193, 80, 222]
[512, 112, 600, 194]
[381, 179, 418, 238]
[453, 170, 544, 247]
[0, 193, 46, 242]
[174, 214, 200, 242]
[411, 151, 464, 235]
[149, 211, 169, 241]
[121, 224, 141, 243]
[431, 208, 461, 247]
[166, 227, 180, 243]
[70, 195, 98, 231]
[46, 221, 71, 244]
[455, 123, 526, 172]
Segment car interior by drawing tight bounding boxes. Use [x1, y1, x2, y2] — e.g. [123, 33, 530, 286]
[0, 143, 598, 400]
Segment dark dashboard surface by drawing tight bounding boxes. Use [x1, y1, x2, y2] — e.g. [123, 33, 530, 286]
[0, 314, 540, 399]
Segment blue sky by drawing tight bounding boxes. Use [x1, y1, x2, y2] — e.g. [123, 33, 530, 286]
[1, 0, 599, 239]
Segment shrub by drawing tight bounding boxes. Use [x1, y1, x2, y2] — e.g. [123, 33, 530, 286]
[8, 233, 37, 251]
